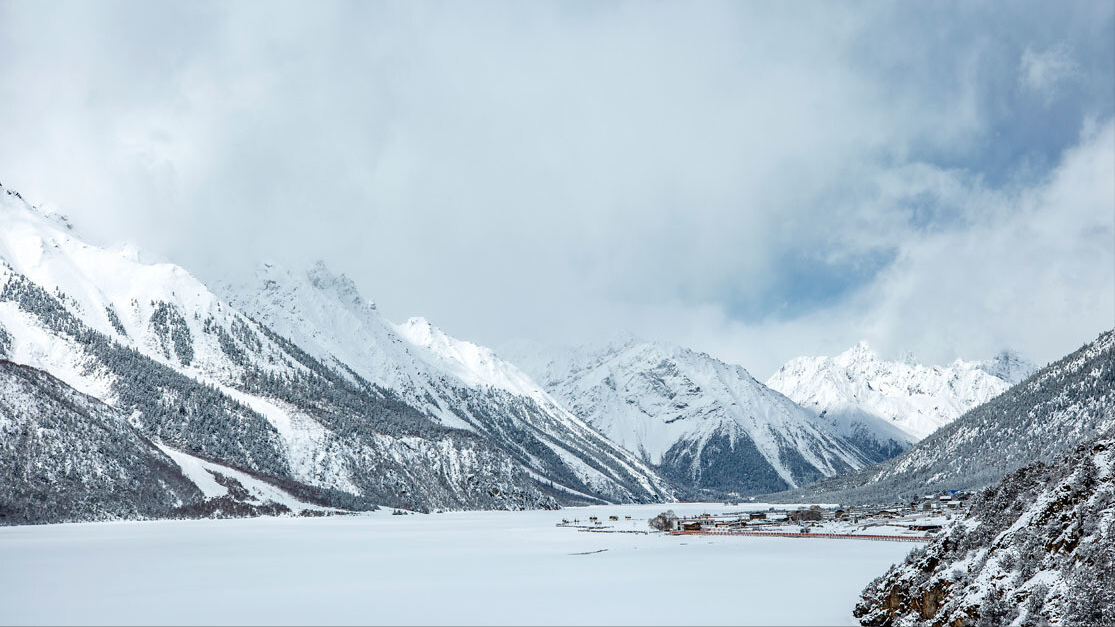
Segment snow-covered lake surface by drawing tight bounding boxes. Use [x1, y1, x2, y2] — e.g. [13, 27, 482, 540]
[0, 503, 917, 626]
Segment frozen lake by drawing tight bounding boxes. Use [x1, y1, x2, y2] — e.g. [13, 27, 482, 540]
[0, 503, 916, 625]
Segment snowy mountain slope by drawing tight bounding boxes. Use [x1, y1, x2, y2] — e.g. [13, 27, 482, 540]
[0, 358, 201, 525]
[221, 262, 673, 504]
[855, 428, 1115, 627]
[0, 357, 362, 525]
[153, 444, 348, 518]
[768, 343, 1039, 450]
[0, 266, 295, 483]
[781, 330, 1115, 506]
[0, 188, 298, 388]
[504, 338, 872, 496]
[0, 183, 663, 517]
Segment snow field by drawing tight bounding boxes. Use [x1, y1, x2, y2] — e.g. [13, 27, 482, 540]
[0, 503, 916, 626]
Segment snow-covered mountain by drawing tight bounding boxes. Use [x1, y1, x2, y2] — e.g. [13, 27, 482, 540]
[504, 338, 872, 497]
[783, 329, 1115, 506]
[767, 343, 1039, 456]
[220, 262, 673, 504]
[855, 427, 1115, 626]
[0, 183, 669, 519]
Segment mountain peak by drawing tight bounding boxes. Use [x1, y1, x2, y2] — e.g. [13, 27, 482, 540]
[0, 179, 675, 515]
[602, 330, 642, 351]
[247, 260, 375, 312]
[305, 260, 370, 309]
[0, 184, 75, 234]
[397, 316, 438, 344]
[394, 315, 523, 393]
[836, 341, 878, 364]
[977, 349, 1038, 385]
[768, 342, 1030, 440]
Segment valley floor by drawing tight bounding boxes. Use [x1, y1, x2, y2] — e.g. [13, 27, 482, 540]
[0, 503, 917, 626]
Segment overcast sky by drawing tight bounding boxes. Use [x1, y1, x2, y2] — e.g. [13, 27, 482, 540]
[1, 1, 1112, 377]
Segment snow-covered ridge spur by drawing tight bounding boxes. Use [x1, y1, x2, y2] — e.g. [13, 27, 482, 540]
[0, 358, 337, 524]
[502, 337, 878, 498]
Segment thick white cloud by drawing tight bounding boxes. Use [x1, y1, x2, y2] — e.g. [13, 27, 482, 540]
[0, 1, 1111, 377]
[671, 120, 1115, 376]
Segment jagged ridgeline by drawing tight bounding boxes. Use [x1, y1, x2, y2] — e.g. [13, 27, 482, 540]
[775, 329, 1115, 506]
[767, 343, 1037, 450]
[0, 267, 583, 514]
[855, 429, 1115, 626]
[222, 263, 673, 506]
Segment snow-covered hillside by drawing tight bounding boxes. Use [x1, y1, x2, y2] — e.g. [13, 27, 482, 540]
[221, 262, 673, 505]
[768, 343, 1038, 449]
[0, 186, 299, 484]
[855, 428, 1115, 626]
[505, 338, 872, 496]
[0, 358, 200, 524]
[0, 183, 669, 519]
[0, 358, 329, 523]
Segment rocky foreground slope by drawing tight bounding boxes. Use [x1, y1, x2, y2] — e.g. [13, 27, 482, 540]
[855, 428, 1115, 626]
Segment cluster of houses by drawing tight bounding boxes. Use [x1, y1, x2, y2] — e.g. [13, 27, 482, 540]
[663, 510, 801, 532]
[831, 490, 971, 522]
[554, 491, 973, 537]
[662, 494, 972, 535]
[670, 511, 779, 532]
[911, 490, 970, 513]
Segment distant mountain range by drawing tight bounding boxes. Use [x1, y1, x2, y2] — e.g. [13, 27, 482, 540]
[776, 330, 1114, 505]
[768, 342, 1037, 450]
